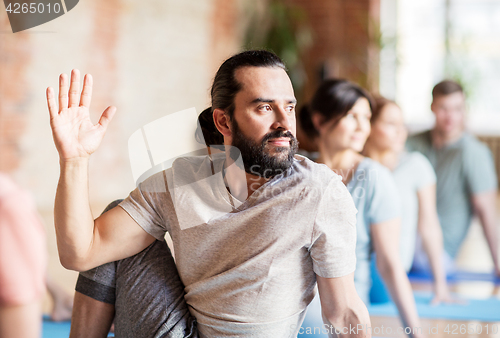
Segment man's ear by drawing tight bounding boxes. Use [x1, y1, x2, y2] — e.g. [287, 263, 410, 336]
[213, 108, 232, 137]
[430, 101, 436, 115]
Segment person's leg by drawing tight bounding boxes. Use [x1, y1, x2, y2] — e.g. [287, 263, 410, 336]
[72, 241, 197, 338]
[70, 200, 197, 338]
[114, 240, 197, 338]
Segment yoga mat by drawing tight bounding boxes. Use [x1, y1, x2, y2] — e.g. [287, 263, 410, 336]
[369, 292, 500, 322]
[42, 316, 114, 338]
[42, 317, 71, 338]
[408, 270, 500, 285]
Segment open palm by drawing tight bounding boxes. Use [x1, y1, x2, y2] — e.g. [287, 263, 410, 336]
[47, 69, 116, 160]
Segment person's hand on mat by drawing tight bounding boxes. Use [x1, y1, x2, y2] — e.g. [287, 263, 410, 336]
[495, 265, 500, 278]
[47, 69, 116, 161]
[431, 285, 467, 306]
[430, 289, 454, 305]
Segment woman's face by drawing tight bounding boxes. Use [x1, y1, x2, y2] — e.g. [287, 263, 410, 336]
[320, 97, 372, 152]
[369, 103, 407, 153]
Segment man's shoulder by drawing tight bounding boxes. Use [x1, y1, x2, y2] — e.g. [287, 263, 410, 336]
[137, 155, 214, 191]
[462, 133, 491, 153]
[458, 134, 495, 169]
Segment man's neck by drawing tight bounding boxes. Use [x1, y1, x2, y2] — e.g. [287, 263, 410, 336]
[223, 153, 268, 202]
[431, 127, 464, 149]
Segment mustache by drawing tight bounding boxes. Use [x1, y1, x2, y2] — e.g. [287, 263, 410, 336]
[262, 130, 296, 145]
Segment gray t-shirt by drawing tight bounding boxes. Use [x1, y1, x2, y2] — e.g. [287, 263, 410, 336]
[406, 131, 497, 257]
[346, 157, 401, 304]
[120, 154, 357, 338]
[393, 152, 436, 271]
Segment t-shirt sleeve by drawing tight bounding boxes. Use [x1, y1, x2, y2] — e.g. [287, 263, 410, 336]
[119, 171, 172, 240]
[464, 142, 498, 194]
[367, 164, 401, 225]
[412, 152, 436, 190]
[310, 176, 357, 278]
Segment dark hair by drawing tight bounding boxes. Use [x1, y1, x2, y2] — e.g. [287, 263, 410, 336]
[197, 50, 286, 146]
[432, 80, 463, 100]
[299, 79, 373, 138]
[371, 96, 397, 124]
[196, 107, 224, 146]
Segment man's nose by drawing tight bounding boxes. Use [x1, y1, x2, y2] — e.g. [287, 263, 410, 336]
[272, 107, 293, 131]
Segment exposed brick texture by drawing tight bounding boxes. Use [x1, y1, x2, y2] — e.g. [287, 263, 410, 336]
[282, 0, 380, 150]
[0, 13, 31, 172]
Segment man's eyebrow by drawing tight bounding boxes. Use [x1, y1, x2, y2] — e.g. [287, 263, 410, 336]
[250, 98, 297, 104]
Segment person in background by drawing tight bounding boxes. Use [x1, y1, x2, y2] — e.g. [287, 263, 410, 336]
[0, 173, 46, 338]
[406, 80, 499, 275]
[0, 173, 74, 338]
[363, 97, 452, 304]
[299, 79, 424, 337]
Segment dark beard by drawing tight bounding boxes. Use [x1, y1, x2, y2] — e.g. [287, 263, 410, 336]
[230, 119, 299, 179]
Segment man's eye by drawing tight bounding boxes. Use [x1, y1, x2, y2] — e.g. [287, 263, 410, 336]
[259, 105, 272, 112]
[286, 105, 295, 112]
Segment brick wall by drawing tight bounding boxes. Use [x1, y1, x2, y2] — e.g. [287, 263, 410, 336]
[0, 14, 31, 172]
[0, 0, 378, 286]
[0, 0, 240, 288]
[282, 0, 380, 150]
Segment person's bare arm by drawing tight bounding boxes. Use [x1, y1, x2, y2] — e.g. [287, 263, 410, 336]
[316, 273, 371, 338]
[416, 184, 451, 304]
[471, 190, 500, 275]
[372, 218, 425, 338]
[47, 70, 155, 271]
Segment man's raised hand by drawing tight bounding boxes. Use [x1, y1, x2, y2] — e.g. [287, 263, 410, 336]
[47, 69, 116, 161]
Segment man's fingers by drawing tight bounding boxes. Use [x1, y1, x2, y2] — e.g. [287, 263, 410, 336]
[79, 74, 93, 108]
[98, 106, 117, 130]
[46, 87, 58, 120]
[59, 73, 69, 110]
[69, 69, 81, 108]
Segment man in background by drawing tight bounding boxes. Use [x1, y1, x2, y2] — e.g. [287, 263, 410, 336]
[407, 80, 499, 274]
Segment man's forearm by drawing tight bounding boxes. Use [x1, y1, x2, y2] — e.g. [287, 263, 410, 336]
[480, 213, 499, 268]
[55, 158, 95, 270]
[419, 216, 447, 293]
[474, 192, 499, 268]
[378, 261, 424, 338]
[324, 304, 371, 338]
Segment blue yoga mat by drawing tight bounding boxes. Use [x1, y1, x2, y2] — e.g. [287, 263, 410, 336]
[408, 270, 500, 285]
[42, 316, 114, 338]
[42, 317, 71, 338]
[369, 292, 500, 322]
